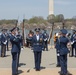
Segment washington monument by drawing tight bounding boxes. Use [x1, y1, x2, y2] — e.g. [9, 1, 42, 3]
[49, 0, 54, 15]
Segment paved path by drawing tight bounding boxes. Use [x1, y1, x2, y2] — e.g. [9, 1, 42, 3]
[0, 68, 76, 75]
[0, 46, 76, 75]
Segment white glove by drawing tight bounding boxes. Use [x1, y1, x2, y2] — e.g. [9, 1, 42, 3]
[71, 41, 74, 45]
[5, 40, 7, 43]
[44, 38, 47, 41]
[57, 53, 60, 56]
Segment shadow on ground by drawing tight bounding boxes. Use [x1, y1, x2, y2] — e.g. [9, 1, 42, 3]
[6, 55, 10, 57]
[49, 63, 56, 65]
[19, 63, 26, 67]
[18, 70, 24, 75]
[41, 66, 46, 70]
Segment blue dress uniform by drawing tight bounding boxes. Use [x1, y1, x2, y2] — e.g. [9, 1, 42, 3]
[71, 30, 76, 57]
[6, 33, 9, 51]
[16, 32, 23, 66]
[9, 28, 21, 75]
[55, 29, 71, 75]
[32, 28, 43, 71]
[1, 29, 7, 57]
[55, 37, 61, 67]
[42, 30, 49, 51]
[73, 33, 76, 57]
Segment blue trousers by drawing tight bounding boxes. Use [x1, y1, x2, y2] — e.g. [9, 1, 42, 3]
[17, 51, 21, 67]
[72, 44, 74, 56]
[1, 44, 6, 57]
[60, 54, 67, 74]
[12, 52, 18, 75]
[34, 51, 42, 70]
[56, 50, 60, 65]
[44, 41, 48, 51]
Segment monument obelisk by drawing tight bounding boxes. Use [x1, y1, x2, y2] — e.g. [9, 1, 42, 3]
[49, 0, 54, 15]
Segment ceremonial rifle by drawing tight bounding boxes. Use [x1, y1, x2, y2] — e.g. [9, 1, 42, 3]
[15, 16, 19, 27]
[22, 17, 26, 47]
[15, 16, 20, 35]
[48, 22, 54, 44]
[15, 20, 18, 27]
[62, 20, 65, 29]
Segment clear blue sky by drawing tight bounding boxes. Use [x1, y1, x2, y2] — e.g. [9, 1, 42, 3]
[0, 0, 76, 20]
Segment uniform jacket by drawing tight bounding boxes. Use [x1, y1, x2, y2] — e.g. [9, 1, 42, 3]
[55, 36, 69, 55]
[10, 34, 22, 53]
[71, 34, 76, 48]
[1, 33, 7, 45]
[43, 32, 49, 41]
[71, 34, 75, 42]
[16, 34, 23, 50]
[32, 34, 43, 51]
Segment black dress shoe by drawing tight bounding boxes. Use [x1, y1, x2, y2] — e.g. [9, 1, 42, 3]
[36, 69, 40, 71]
[65, 73, 72, 75]
[12, 74, 18, 75]
[56, 64, 61, 67]
[58, 71, 65, 75]
[59, 73, 65, 75]
[75, 55, 76, 57]
[58, 71, 61, 73]
[4, 55, 6, 57]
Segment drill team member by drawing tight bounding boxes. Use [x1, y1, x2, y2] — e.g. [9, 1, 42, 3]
[43, 30, 49, 51]
[55, 32, 61, 67]
[55, 29, 72, 75]
[71, 30, 76, 57]
[10, 27, 22, 75]
[1, 29, 7, 57]
[32, 28, 43, 71]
